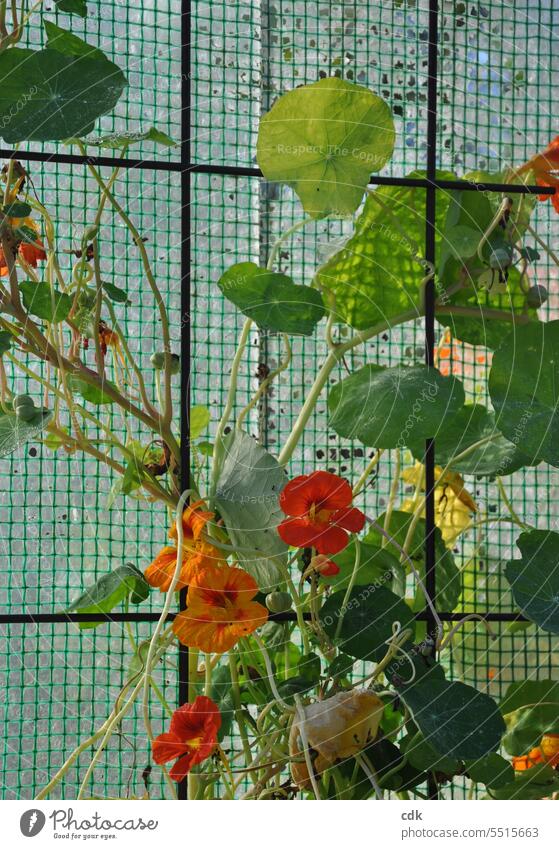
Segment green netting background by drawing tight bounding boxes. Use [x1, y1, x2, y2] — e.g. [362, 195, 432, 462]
[1, 0, 558, 799]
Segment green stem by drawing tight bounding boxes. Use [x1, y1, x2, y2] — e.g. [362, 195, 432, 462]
[334, 537, 361, 640]
[228, 652, 253, 766]
[278, 310, 418, 466]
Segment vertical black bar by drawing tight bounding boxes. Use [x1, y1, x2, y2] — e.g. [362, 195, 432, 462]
[178, 0, 191, 801]
[425, 0, 439, 801]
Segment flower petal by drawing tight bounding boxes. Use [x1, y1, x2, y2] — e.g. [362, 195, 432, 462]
[152, 732, 187, 765]
[279, 471, 352, 517]
[331, 506, 366, 533]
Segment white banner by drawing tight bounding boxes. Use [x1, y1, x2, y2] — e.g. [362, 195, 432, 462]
[2, 799, 558, 848]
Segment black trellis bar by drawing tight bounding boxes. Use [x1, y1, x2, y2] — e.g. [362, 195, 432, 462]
[0, 146, 552, 196]
[177, 0, 191, 803]
[0, 611, 528, 625]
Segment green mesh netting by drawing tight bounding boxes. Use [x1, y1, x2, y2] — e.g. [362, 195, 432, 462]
[1, 0, 558, 800]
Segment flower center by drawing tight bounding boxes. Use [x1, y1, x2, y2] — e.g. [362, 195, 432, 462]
[308, 502, 333, 524]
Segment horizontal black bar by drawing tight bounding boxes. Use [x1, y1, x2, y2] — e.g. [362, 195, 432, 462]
[0, 147, 552, 195]
[0, 610, 528, 624]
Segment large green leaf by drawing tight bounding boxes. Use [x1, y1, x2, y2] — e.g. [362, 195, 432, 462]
[20, 281, 73, 324]
[66, 563, 149, 629]
[501, 680, 559, 756]
[320, 584, 415, 661]
[314, 172, 453, 329]
[408, 404, 539, 477]
[365, 512, 461, 612]
[396, 678, 505, 759]
[318, 539, 404, 595]
[505, 530, 559, 635]
[0, 409, 52, 457]
[217, 262, 325, 335]
[328, 364, 465, 448]
[0, 47, 126, 143]
[489, 321, 559, 466]
[44, 20, 105, 60]
[401, 732, 461, 776]
[256, 77, 394, 218]
[215, 429, 288, 591]
[437, 267, 536, 351]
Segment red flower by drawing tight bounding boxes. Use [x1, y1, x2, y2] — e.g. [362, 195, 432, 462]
[310, 554, 340, 577]
[152, 695, 221, 781]
[277, 471, 365, 555]
[518, 136, 559, 213]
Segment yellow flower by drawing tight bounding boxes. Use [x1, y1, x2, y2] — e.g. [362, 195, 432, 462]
[400, 462, 477, 547]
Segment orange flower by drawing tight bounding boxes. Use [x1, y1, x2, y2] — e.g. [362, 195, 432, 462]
[541, 733, 559, 767]
[145, 500, 222, 592]
[511, 747, 545, 771]
[152, 695, 221, 781]
[172, 562, 268, 653]
[277, 471, 365, 555]
[517, 136, 559, 213]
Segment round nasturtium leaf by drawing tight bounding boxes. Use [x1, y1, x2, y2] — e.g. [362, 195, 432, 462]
[319, 584, 415, 661]
[407, 403, 539, 477]
[0, 410, 53, 458]
[0, 48, 127, 143]
[256, 77, 395, 218]
[217, 262, 325, 335]
[505, 530, 559, 635]
[328, 364, 465, 448]
[397, 678, 505, 760]
[489, 321, 559, 467]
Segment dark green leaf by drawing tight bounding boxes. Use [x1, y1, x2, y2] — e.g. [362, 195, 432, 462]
[215, 429, 287, 590]
[44, 21, 105, 60]
[0, 330, 12, 356]
[297, 652, 321, 684]
[401, 732, 461, 775]
[326, 654, 354, 680]
[396, 678, 505, 759]
[328, 364, 465, 448]
[102, 281, 130, 304]
[68, 376, 116, 405]
[314, 172, 454, 329]
[217, 262, 325, 336]
[54, 0, 88, 15]
[3, 201, 31, 217]
[257, 77, 395, 218]
[489, 320, 559, 466]
[0, 47, 126, 143]
[0, 409, 52, 457]
[320, 584, 415, 661]
[20, 281, 72, 324]
[407, 404, 539, 477]
[505, 530, 559, 635]
[277, 676, 314, 701]
[66, 563, 149, 629]
[465, 753, 514, 789]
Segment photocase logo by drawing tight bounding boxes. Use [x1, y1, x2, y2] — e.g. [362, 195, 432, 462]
[19, 809, 46, 837]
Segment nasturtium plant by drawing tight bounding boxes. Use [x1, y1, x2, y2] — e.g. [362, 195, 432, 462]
[315, 173, 453, 329]
[328, 364, 465, 448]
[0, 6, 556, 800]
[489, 320, 559, 466]
[257, 77, 395, 218]
[217, 262, 325, 335]
[505, 531, 559, 634]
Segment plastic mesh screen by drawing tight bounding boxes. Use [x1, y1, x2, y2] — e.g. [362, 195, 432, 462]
[1, 0, 558, 800]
